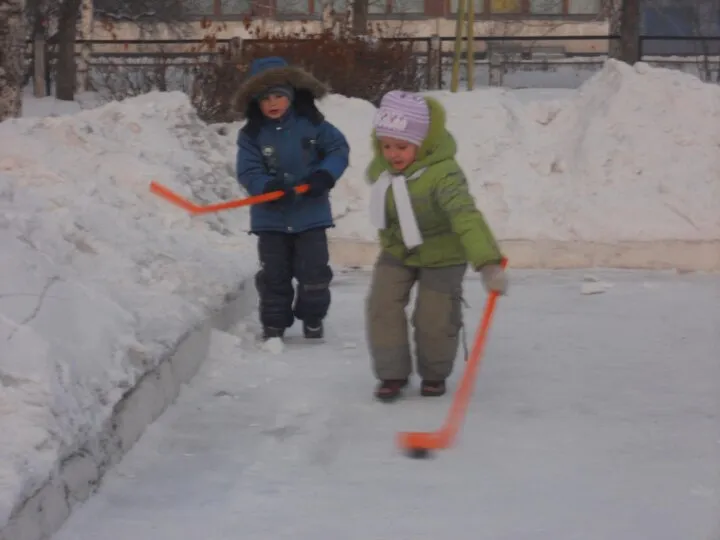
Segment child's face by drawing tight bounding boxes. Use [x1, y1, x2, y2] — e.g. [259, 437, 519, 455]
[379, 137, 418, 172]
[259, 93, 291, 119]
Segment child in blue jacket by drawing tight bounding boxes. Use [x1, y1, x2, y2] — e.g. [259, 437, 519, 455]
[234, 56, 350, 341]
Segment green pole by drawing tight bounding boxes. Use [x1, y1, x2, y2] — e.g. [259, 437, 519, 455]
[466, 0, 474, 90]
[450, 0, 466, 93]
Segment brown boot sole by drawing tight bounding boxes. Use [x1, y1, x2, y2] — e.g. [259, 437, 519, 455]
[420, 382, 446, 397]
[374, 380, 409, 403]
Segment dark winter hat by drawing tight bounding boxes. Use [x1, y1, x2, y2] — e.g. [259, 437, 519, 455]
[258, 84, 295, 102]
[249, 56, 288, 78]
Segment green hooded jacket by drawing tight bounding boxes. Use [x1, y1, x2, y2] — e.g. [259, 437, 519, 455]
[366, 96, 503, 269]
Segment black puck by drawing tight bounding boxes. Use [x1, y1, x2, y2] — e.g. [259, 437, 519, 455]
[406, 447, 432, 459]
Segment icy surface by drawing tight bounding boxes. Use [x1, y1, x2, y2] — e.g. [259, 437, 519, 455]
[0, 92, 255, 526]
[52, 270, 720, 540]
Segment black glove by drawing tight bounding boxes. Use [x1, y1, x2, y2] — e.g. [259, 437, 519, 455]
[262, 177, 296, 205]
[302, 170, 335, 198]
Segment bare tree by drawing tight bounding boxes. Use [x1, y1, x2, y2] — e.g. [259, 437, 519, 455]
[351, 0, 369, 34]
[22, 0, 85, 100]
[602, 0, 623, 59]
[321, 0, 373, 35]
[686, 0, 720, 82]
[618, 0, 641, 63]
[55, 0, 82, 100]
[40, 0, 189, 102]
[0, 0, 27, 119]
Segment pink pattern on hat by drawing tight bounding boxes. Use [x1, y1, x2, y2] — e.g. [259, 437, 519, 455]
[373, 90, 430, 147]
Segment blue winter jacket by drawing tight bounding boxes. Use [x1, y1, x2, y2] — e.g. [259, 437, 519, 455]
[234, 57, 350, 234]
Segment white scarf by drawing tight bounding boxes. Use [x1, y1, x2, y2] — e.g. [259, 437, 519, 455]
[369, 168, 426, 250]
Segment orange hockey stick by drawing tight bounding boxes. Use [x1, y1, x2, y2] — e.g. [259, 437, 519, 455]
[398, 258, 507, 458]
[149, 181, 309, 215]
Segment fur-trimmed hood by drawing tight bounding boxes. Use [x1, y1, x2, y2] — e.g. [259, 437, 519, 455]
[232, 56, 329, 119]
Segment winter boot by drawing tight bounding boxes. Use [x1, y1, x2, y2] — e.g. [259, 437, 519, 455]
[303, 320, 324, 339]
[374, 379, 409, 403]
[262, 326, 285, 341]
[420, 379, 446, 397]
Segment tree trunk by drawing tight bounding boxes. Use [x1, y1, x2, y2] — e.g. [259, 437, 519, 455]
[55, 0, 81, 101]
[32, 13, 47, 97]
[351, 0, 368, 35]
[692, 0, 720, 82]
[0, 0, 27, 120]
[618, 0, 641, 64]
[605, 0, 623, 59]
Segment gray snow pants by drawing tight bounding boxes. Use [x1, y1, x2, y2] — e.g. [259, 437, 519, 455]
[365, 251, 466, 381]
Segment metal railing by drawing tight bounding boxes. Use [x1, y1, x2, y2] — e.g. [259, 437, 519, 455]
[26, 33, 720, 98]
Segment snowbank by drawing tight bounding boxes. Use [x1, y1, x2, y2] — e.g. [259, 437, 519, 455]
[0, 92, 257, 537]
[28, 60, 717, 268]
[322, 60, 720, 269]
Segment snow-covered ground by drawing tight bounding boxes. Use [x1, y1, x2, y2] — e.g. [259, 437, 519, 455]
[0, 92, 256, 534]
[1, 59, 719, 540]
[51, 270, 720, 540]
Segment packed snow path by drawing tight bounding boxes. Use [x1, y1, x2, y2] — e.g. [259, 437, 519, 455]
[52, 270, 720, 540]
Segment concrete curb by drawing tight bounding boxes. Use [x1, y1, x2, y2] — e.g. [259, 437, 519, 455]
[0, 280, 257, 540]
[328, 238, 720, 272]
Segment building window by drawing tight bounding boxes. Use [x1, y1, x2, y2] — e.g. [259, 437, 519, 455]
[489, 0, 522, 14]
[182, 0, 216, 15]
[220, 0, 251, 14]
[444, 0, 602, 16]
[327, 0, 345, 13]
[326, 0, 349, 13]
[568, 0, 601, 14]
[529, 0, 563, 15]
[369, 0, 388, 13]
[392, 0, 424, 14]
[275, 0, 313, 13]
[331, 0, 386, 13]
[449, 0, 483, 14]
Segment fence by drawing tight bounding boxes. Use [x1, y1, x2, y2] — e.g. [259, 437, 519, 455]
[433, 35, 720, 88]
[641, 36, 720, 83]
[26, 33, 720, 101]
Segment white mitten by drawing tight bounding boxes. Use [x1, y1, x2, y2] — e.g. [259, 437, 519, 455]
[479, 264, 508, 295]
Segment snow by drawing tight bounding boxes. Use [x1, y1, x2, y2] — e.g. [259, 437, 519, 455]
[580, 274, 614, 295]
[20, 88, 104, 118]
[261, 337, 285, 355]
[2, 58, 720, 538]
[0, 91, 256, 528]
[50, 270, 720, 540]
[20, 60, 720, 246]
[327, 60, 720, 243]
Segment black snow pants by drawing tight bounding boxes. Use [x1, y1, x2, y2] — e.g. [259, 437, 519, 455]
[255, 228, 333, 330]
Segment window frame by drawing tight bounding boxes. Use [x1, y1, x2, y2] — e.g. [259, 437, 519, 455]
[272, 0, 317, 19]
[446, 0, 604, 18]
[164, 0, 604, 19]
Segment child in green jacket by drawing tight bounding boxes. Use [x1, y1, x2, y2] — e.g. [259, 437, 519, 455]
[365, 90, 508, 402]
